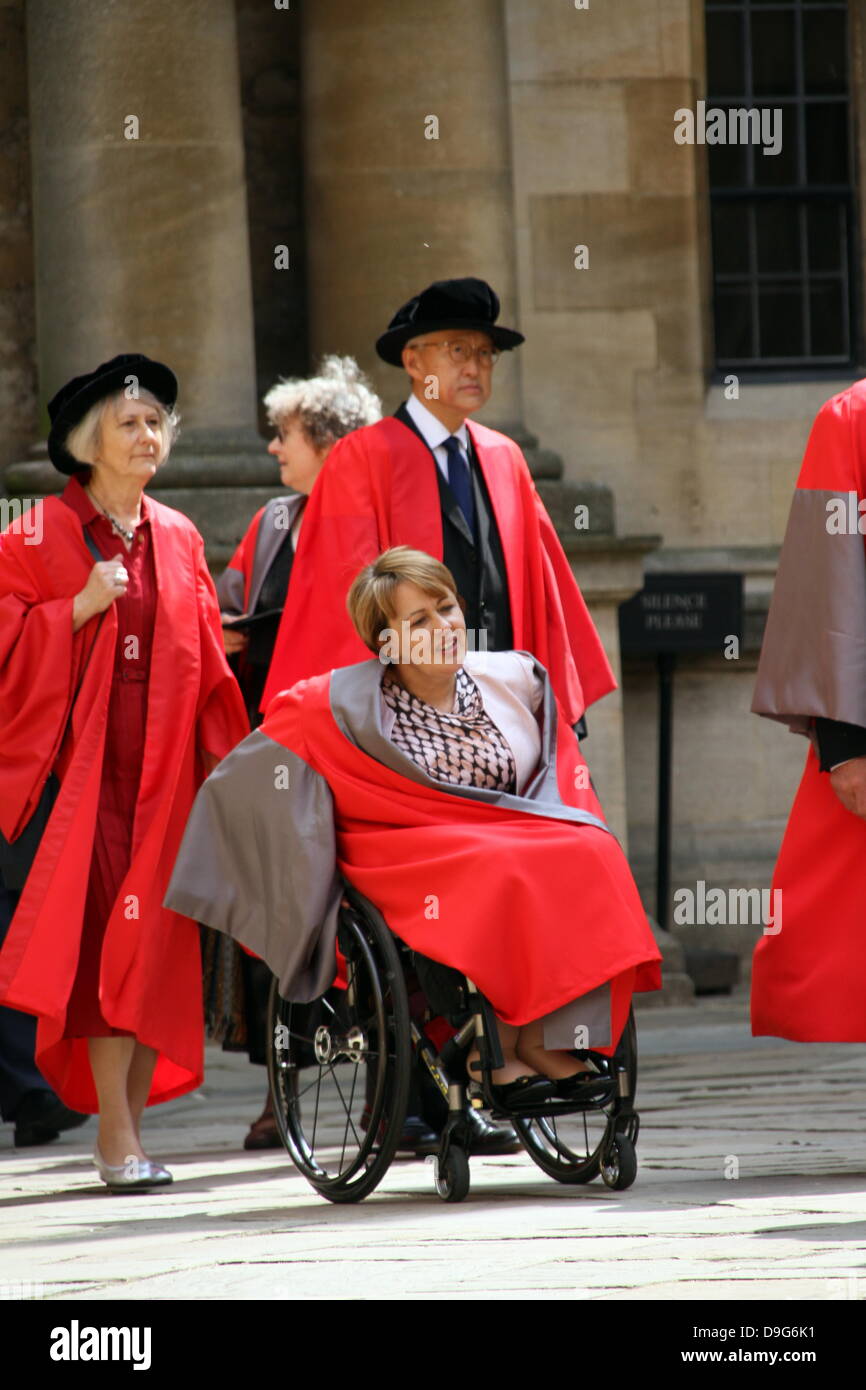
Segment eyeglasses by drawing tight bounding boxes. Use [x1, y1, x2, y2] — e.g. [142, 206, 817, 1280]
[412, 339, 500, 367]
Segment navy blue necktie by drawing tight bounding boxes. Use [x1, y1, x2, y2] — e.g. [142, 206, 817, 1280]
[442, 435, 476, 536]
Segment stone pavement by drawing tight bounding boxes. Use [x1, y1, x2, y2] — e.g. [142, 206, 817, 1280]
[1, 987, 864, 1302]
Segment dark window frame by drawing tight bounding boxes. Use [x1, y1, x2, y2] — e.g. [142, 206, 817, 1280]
[705, 0, 860, 378]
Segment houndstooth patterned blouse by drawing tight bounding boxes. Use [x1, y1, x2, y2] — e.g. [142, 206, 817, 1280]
[381, 665, 517, 792]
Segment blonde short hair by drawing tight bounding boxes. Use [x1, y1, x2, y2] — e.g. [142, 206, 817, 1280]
[263, 355, 381, 451]
[347, 547, 460, 653]
[64, 388, 179, 469]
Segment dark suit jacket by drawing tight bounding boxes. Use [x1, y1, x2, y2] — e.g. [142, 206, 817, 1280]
[392, 404, 588, 738]
[393, 403, 513, 652]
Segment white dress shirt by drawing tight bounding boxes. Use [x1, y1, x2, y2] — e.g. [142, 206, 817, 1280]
[403, 392, 471, 482]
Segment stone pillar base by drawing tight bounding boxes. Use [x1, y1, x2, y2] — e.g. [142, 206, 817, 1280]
[557, 529, 660, 850]
[634, 919, 696, 1008]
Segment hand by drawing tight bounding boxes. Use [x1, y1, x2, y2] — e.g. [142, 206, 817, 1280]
[221, 613, 249, 655]
[829, 756, 866, 819]
[72, 553, 129, 632]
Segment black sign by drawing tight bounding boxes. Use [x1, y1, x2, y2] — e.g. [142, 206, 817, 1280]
[619, 572, 743, 654]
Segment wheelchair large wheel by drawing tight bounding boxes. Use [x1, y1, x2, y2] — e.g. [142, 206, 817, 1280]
[267, 896, 411, 1203]
[513, 1007, 638, 1186]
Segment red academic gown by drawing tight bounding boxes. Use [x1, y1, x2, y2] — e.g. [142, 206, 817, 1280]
[0, 478, 249, 1110]
[222, 504, 268, 611]
[261, 672, 661, 1051]
[261, 417, 614, 721]
[751, 384, 866, 1040]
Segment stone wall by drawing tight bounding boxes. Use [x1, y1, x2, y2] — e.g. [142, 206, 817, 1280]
[0, 0, 37, 481]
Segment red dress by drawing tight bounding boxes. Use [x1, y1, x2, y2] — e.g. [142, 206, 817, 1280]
[61, 481, 155, 1038]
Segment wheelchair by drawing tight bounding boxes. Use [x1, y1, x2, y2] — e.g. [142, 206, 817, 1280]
[266, 882, 640, 1204]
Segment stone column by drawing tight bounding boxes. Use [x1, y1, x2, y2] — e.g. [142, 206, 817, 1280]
[25, 0, 257, 433]
[0, 0, 36, 480]
[6, 0, 276, 559]
[300, 0, 522, 422]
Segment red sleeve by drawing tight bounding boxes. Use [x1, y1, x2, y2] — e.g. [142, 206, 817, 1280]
[796, 389, 862, 492]
[192, 531, 250, 764]
[261, 433, 382, 709]
[215, 506, 267, 617]
[532, 483, 616, 714]
[0, 526, 77, 839]
[226, 535, 246, 574]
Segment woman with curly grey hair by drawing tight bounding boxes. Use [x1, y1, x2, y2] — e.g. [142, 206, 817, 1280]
[213, 355, 381, 1148]
[218, 356, 381, 722]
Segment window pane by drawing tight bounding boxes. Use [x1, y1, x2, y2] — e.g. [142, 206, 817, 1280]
[751, 13, 796, 97]
[715, 286, 754, 360]
[708, 140, 748, 189]
[805, 103, 849, 184]
[712, 203, 751, 274]
[752, 107, 797, 187]
[806, 201, 845, 273]
[706, 11, 745, 97]
[809, 279, 847, 357]
[755, 201, 801, 273]
[803, 12, 848, 96]
[758, 286, 804, 358]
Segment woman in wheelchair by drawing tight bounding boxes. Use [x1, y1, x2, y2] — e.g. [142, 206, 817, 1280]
[167, 546, 661, 1113]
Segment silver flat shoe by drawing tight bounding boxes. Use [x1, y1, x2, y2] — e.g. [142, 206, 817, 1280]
[93, 1146, 173, 1191]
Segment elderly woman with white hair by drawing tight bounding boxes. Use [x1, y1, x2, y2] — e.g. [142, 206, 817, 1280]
[0, 354, 248, 1190]
[218, 355, 382, 723]
[213, 354, 381, 1148]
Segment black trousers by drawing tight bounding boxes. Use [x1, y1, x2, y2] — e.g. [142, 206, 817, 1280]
[0, 875, 53, 1122]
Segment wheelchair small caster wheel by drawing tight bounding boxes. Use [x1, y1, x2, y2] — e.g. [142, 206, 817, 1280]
[434, 1146, 470, 1202]
[600, 1135, 637, 1190]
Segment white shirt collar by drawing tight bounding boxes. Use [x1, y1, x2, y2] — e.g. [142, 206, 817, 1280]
[404, 393, 470, 453]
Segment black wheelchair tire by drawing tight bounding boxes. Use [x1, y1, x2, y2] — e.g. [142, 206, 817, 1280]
[513, 1007, 639, 1185]
[435, 1145, 470, 1203]
[267, 898, 411, 1203]
[600, 1134, 638, 1191]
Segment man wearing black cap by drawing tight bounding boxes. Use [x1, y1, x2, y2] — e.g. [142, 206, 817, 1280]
[263, 277, 614, 723]
[374, 276, 523, 661]
[261, 279, 617, 1158]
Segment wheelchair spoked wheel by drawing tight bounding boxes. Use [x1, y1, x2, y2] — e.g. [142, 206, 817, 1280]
[512, 1008, 639, 1187]
[267, 900, 411, 1203]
